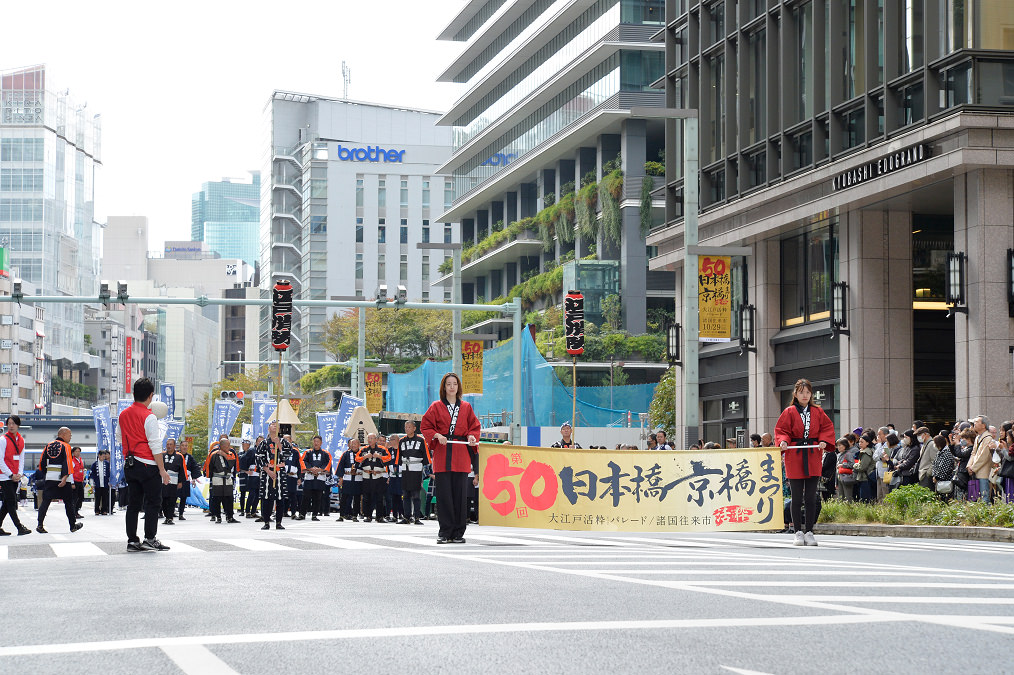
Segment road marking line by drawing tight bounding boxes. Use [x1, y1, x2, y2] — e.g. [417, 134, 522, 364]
[368, 534, 466, 547]
[667, 581, 1014, 589]
[466, 534, 562, 546]
[214, 538, 292, 552]
[162, 644, 240, 675]
[50, 542, 106, 558]
[296, 536, 384, 550]
[0, 614, 900, 657]
[528, 534, 648, 546]
[0, 546, 6, 561]
[156, 540, 204, 554]
[721, 666, 775, 675]
[767, 595, 1014, 605]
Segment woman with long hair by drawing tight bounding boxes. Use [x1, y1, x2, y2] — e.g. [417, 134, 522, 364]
[774, 379, 836, 546]
[420, 372, 481, 544]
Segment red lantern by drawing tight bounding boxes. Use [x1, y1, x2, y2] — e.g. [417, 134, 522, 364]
[564, 290, 584, 356]
[271, 279, 294, 351]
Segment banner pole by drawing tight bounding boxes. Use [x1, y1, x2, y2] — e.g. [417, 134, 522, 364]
[572, 355, 577, 440]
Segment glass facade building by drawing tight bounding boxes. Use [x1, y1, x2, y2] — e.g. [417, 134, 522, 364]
[0, 65, 102, 407]
[437, 0, 672, 336]
[651, 0, 1014, 443]
[191, 173, 261, 267]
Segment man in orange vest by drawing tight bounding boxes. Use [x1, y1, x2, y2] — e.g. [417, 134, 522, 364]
[36, 427, 83, 534]
[119, 377, 172, 552]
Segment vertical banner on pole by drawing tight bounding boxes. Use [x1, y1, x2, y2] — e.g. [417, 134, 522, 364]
[208, 400, 242, 449]
[461, 340, 484, 394]
[124, 336, 132, 391]
[364, 372, 383, 413]
[252, 400, 278, 440]
[698, 256, 732, 342]
[271, 280, 294, 351]
[564, 291, 584, 431]
[333, 394, 364, 458]
[316, 412, 340, 461]
[159, 383, 176, 419]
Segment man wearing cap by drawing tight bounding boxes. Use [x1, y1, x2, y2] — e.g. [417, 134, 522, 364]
[551, 422, 581, 449]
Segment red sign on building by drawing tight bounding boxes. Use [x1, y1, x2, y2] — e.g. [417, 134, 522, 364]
[124, 336, 132, 390]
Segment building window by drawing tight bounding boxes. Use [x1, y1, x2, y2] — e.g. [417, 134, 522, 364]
[378, 179, 386, 208]
[377, 254, 385, 279]
[422, 291, 429, 301]
[792, 2, 814, 123]
[791, 131, 813, 172]
[620, 0, 664, 25]
[943, 62, 972, 108]
[444, 181, 453, 210]
[780, 222, 838, 327]
[444, 289, 452, 301]
[400, 224, 408, 244]
[974, 60, 1014, 106]
[844, 0, 866, 99]
[377, 225, 386, 244]
[746, 29, 766, 145]
[400, 254, 408, 281]
[400, 178, 408, 207]
[356, 217, 364, 243]
[422, 225, 430, 243]
[444, 224, 453, 243]
[839, 107, 865, 152]
[422, 255, 430, 281]
[708, 51, 725, 163]
[707, 1, 725, 47]
[356, 178, 364, 207]
[899, 0, 924, 73]
[746, 151, 766, 190]
[423, 180, 430, 208]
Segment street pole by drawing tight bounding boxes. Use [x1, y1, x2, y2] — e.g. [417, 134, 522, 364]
[510, 298, 523, 445]
[683, 116, 700, 448]
[452, 246, 462, 376]
[357, 308, 366, 400]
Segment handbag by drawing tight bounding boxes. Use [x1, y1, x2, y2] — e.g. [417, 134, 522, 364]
[1000, 461, 1014, 479]
[935, 480, 953, 494]
[992, 450, 1002, 464]
[882, 470, 894, 485]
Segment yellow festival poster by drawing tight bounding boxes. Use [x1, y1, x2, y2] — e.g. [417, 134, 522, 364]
[698, 255, 732, 342]
[461, 340, 483, 394]
[478, 445, 783, 532]
[364, 372, 383, 413]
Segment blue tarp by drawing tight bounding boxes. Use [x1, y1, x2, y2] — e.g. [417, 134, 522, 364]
[387, 328, 656, 427]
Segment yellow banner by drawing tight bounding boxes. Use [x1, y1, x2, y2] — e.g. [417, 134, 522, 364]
[479, 445, 783, 532]
[365, 372, 383, 413]
[461, 340, 483, 394]
[698, 255, 732, 342]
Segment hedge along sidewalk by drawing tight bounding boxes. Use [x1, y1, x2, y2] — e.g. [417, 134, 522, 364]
[814, 522, 1014, 542]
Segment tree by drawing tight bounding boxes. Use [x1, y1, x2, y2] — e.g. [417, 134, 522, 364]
[648, 366, 678, 440]
[602, 294, 622, 331]
[322, 307, 453, 362]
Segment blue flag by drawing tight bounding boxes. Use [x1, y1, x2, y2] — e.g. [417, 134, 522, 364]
[111, 399, 132, 487]
[333, 394, 365, 458]
[316, 412, 340, 460]
[161, 421, 185, 452]
[252, 399, 278, 440]
[92, 404, 117, 486]
[160, 383, 176, 419]
[209, 399, 243, 449]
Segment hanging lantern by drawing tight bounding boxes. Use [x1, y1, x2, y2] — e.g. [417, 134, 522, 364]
[564, 290, 584, 356]
[271, 279, 294, 351]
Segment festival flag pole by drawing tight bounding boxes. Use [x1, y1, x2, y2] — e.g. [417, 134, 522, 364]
[564, 290, 585, 444]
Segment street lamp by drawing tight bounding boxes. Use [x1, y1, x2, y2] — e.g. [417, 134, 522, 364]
[738, 303, 755, 355]
[946, 252, 967, 318]
[831, 281, 849, 338]
[665, 318, 681, 367]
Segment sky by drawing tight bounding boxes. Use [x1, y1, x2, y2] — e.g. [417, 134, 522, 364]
[3, 0, 466, 252]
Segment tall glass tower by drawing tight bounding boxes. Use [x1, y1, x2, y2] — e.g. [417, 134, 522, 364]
[0, 64, 102, 404]
[191, 172, 260, 268]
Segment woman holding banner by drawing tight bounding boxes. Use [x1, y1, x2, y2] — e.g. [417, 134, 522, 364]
[420, 373, 481, 544]
[774, 378, 836, 547]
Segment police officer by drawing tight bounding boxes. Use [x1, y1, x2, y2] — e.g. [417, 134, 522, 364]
[398, 421, 429, 525]
[0, 415, 31, 536]
[335, 438, 362, 522]
[161, 439, 185, 525]
[36, 427, 83, 534]
[240, 438, 261, 519]
[356, 433, 390, 523]
[299, 435, 331, 520]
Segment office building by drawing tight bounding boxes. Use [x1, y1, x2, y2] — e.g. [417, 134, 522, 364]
[192, 173, 261, 267]
[261, 93, 456, 368]
[435, 0, 672, 335]
[652, 0, 1014, 441]
[0, 268, 45, 415]
[0, 65, 102, 411]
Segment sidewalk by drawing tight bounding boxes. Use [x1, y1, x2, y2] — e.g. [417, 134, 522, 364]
[815, 522, 1014, 542]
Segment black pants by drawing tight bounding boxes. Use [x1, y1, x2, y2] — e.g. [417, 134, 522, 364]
[404, 489, 422, 520]
[0, 479, 25, 530]
[74, 482, 84, 513]
[242, 478, 260, 513]
[362, 482, 387, 520]
[210, 495, 234, 520]
[340, 490, 360, 518]
[94, 485, 110, 514]
[161, 492, 176, 520]
[261, 496, 284, 525]
[177, 489, 188, 518]
[125, 462, 162, 543]
[434, 472, 470, 540]
[38, 481, 77, 529]
[788, 476, 820, 533]
[301, 489, 325, 517]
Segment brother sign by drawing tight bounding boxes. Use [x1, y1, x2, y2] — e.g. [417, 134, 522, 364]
[336, 145, 406, 163]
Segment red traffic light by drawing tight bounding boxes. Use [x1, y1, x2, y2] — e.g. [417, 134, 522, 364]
[235, 391, 245, 400]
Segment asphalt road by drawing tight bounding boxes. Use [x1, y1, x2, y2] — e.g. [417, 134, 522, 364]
[1, 506, 1012, 675]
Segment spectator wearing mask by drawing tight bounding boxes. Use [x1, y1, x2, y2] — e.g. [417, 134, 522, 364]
[749, 434, 762, 448]
[931, 434, 955, 499]
[952, 427, 975, 500]
[645, 434, 658, 451]
[888, 430, 920, 486]
[853, 432, 876, 502]
[835, 439, 857, 501]
[879, 433, 901, 498]
[968, 415, 997, 502]
[915, 426, 937, 490]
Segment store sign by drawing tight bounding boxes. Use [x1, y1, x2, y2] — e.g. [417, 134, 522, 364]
[480, 152, 516, 167]
[2, 92, 43, 124]
[1, 388, 11, 399]
[365, 372, 383, 413]
[336, 145, 405, 163]
[0, 339, 12, 350]
[831, 143, 928, 191]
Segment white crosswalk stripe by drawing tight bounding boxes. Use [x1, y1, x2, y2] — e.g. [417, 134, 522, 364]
[215, 538, 293, 552]
[296, 535, 384, 550]
[0, 546, 6, 561]
[50, 542, 105, 558]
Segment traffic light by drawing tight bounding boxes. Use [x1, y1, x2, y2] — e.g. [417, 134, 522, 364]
[220, 390, 246, 405]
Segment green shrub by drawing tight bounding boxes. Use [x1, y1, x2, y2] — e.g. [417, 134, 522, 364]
[644, 160, 665, 176]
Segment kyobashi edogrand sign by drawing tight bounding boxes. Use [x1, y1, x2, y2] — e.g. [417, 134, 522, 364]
[479, 445, 784, 532]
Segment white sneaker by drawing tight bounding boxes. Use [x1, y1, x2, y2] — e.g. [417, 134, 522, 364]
[793, 531, 805, 546]
[803, 531, 817, 547]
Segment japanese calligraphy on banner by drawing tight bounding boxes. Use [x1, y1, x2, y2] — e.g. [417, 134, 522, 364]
[461, 340, 483, 394]
[564, 291, 584, 355]
[698, 255, 732, 342]
[364, 372, 383, 413]
[479, 445, 783, 532]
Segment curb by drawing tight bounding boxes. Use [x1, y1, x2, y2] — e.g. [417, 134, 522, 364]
[814, 522, 1014, 542]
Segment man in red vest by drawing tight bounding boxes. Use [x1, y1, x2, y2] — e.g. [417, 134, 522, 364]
[0, 415, 32, 536]
[118, 377, 172, 552]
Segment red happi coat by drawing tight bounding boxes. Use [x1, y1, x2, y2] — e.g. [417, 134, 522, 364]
[420, 399, 481, 474]
[773, 404, 836, 479]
